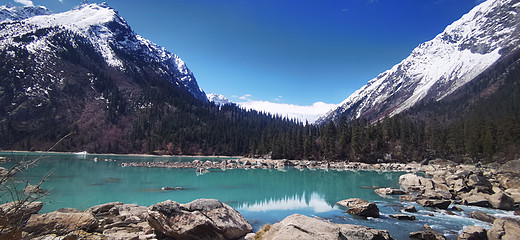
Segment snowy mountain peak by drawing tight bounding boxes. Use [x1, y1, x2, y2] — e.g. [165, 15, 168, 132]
[0, 4, 51, 22]
[0, 2, 207, 102]
[207, 93, 232, 106]
[317, 0, 520, 124]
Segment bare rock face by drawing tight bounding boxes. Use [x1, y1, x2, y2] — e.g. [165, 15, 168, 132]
[487, 218, 520, 240]
[147, 199, 253, 240]
[458, 226, 487, 240]
[261, 214, 394, 240]
[337, 198, 380, 218]
[24, 211, 98, 237]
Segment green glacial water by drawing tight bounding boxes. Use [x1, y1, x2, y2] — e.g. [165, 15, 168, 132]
[1, 152, 516, 239]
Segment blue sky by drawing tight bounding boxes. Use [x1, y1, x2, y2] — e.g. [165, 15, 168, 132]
[12, 0, 484, 120]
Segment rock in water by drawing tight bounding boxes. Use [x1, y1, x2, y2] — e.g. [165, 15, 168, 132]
[468, 211, 496, 224]
[261, 214, 394, 240]
[389, 214, 416, 220]
[375, 188, 406, 196]
[458, 226, 486, 240]
[409, 224, 446, 240]
[147, 199, 252, 240]
[336, 198, 380, 218]
[416, 199, 452, 209]
[487, 218, 520, 240]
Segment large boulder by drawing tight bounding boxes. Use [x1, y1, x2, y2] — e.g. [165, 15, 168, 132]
[0, 201, 43, 226]
[409, 224, 446, 240]
[24, 212, 98, 237]
[487, 218, 520, 240]
[336, 198, 380, 218]
[467, 173, 493, 194]
[488, 191, 515, 210]
[399, 174, 433, 192]
[460, 191, 492, 208]
[147, 199, 252, 240]
[261, 214, 394, 240]
[458, 226, 487, 240]
[498, 159, 520, 175]
[468, 211, 497, 224]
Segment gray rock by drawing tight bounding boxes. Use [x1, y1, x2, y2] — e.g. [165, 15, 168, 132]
[404, 205, 418, 213]
[487, 218, 520, 240]
[399, 173, 424, 191]
[461, 191, 492, 208]
[498, 159, 520, 175]
[0, 201, 43, 226]
[147, 199, 252, 240]
[409, 224, 446, 240]
[24, 211, 98, 237]
[467, 173, 493, 194]
[458, 226, 486, 240]
[87, 202, 123, 216]
[389, 214, 416, 220]
[488, 191, 514, 210]
[375, 188, 406, 196]
[468, 211, 496, 224]
[337, 198, 380, 218]
[261, 214, 394, 240]
[416, 199, 452, 209]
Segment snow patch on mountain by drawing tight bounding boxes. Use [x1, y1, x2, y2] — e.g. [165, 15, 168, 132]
[318, 0, 520, 124]
[207, 93, 231, 106]
[0, 4, 51, 22]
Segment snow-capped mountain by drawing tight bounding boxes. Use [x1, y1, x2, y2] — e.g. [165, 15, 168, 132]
[317, 0, 520, 124]
[207, 93, 232, 106]
[0, 4, 51, 22]
[0, 2, 206, 102]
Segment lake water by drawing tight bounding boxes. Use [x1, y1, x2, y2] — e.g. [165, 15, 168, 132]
[0, 152, 516, 239]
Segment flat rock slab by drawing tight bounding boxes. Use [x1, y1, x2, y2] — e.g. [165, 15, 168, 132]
[375, 188, 406, 196]
[337, 198, 380, 218]
[261, 214, 394, 240]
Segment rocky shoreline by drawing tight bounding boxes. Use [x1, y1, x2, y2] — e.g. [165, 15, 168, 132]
[2, 158, 520, 239]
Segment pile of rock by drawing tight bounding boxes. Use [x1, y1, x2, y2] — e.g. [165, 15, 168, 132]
[398, 160, 520, 211]
[0, 199, 253, 240]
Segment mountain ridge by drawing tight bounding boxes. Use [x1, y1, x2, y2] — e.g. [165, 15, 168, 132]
[317, 0, 520, 124]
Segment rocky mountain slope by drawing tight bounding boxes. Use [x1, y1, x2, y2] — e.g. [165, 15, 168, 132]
[0, 3, 209, 152]
[318, 0, 520, 124]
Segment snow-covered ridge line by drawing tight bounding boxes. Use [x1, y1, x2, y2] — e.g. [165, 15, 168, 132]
[0, 2, 207, 101]
[318, 0, 520, 124]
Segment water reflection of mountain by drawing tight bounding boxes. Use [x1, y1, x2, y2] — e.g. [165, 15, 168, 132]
[237, 192, 336, 213]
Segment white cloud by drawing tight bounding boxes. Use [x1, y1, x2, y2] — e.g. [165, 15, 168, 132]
[14, 0, 34, 7]
[237, 99, 336, 124]
[238, 94, 252, 100]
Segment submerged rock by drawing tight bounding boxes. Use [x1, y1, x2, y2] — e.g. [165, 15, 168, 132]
[336, 198, 380, 218]
[260, 214, 394, 240]
[147, 199, 252, 240]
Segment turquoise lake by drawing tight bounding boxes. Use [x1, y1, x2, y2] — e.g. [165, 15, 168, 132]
[0, 152, 515, 240]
